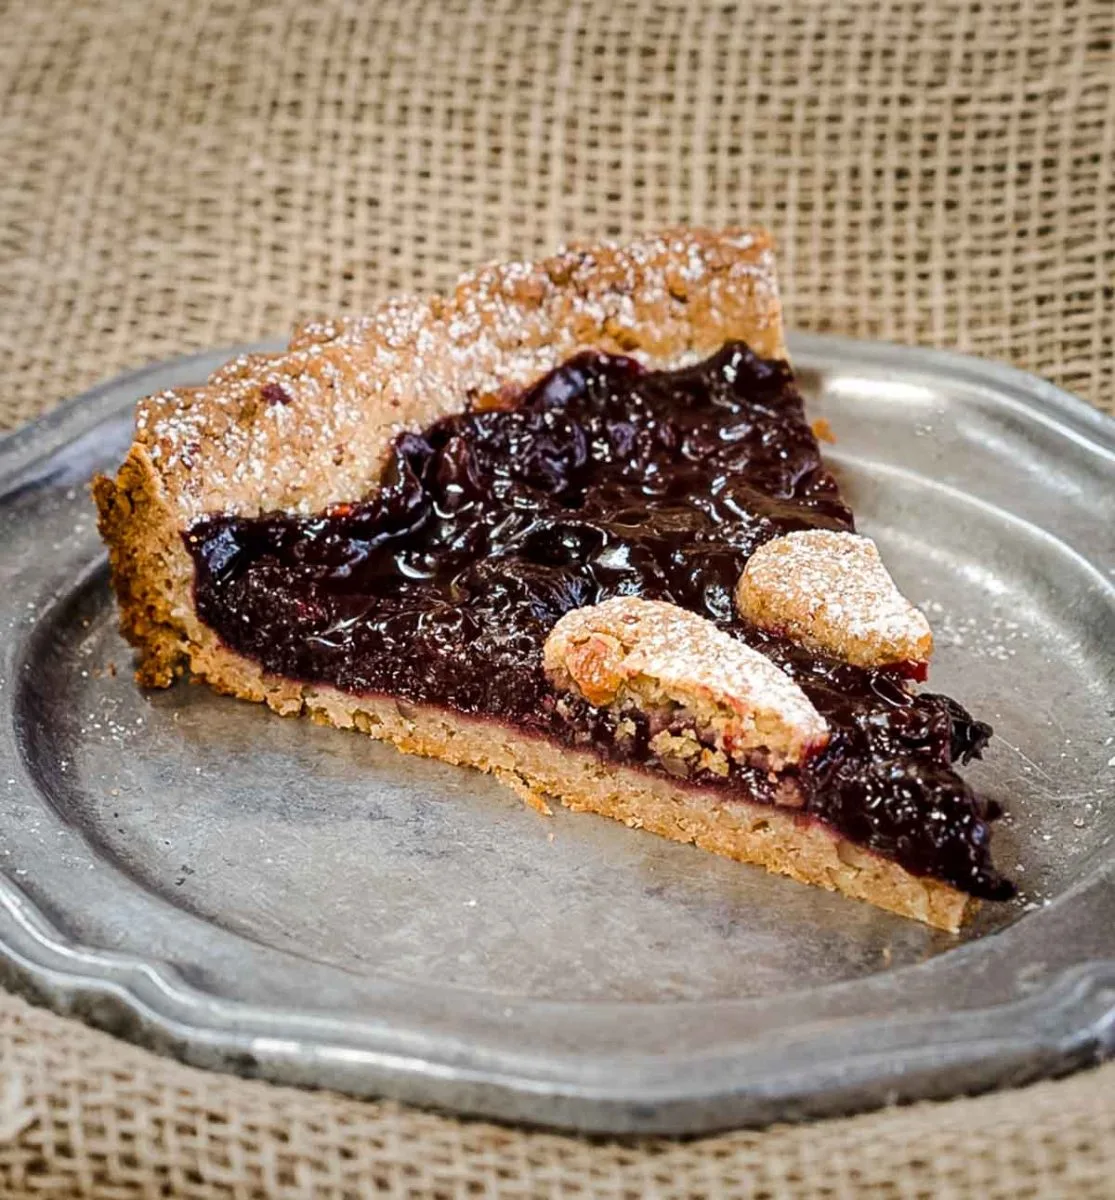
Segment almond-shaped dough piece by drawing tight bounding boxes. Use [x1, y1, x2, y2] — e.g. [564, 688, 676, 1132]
[735, 530, 933, 671]
[543, 596, 829, 770]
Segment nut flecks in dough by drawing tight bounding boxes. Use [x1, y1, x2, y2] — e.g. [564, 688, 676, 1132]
[735, 530, 933, 672]
[543, 596, 829, 771]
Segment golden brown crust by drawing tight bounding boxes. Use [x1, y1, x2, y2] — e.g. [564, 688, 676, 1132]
[735, 530, 934, 670]
[93, 227, 974, 930]
[542, 597, 829, 770]
[92, 454, 200, 687]
[182, 627, 973, 932]
[122, 226, 784, 528]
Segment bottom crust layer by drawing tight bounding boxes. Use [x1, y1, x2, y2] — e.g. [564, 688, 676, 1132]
[185, 636, 975, 932]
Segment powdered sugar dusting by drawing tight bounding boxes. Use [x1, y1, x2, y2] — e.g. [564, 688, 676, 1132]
[737, 530, 934, 670]
[543, 596, 828, 769]
[919, 599, 1031, 663]
[135, 228, 782, 524]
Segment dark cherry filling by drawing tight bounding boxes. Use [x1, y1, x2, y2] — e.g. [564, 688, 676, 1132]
[187, 344, 1013, 901]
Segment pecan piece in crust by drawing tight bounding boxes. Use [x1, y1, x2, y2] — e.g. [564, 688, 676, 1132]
[735, 530, 933, 672]
[542, 597, 828, 771]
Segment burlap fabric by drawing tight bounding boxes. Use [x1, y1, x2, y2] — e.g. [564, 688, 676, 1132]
[1, 0, 1113, 1195]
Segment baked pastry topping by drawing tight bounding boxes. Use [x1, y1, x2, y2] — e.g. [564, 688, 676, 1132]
[736, 530, 934, 677]
[95, 228, 1013, 930]
[543, 596, 828, 771]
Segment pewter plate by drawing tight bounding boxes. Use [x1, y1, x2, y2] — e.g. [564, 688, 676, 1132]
[1, 335, 1113, 1135]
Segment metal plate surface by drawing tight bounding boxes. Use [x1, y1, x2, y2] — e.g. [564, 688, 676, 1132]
[0, 334, 1113, 1135]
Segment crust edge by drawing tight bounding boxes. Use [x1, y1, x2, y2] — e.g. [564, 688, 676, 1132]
[183, 632, 974, 933]
[118, 226, 787, 527]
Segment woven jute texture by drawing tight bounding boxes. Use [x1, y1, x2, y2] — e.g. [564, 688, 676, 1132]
[1, 0, 1114, 1196]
